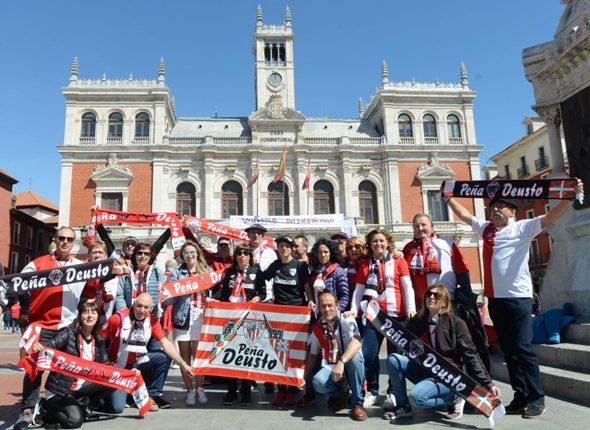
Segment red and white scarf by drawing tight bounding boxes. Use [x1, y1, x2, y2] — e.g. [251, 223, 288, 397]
[363, 254, 390, 299]
[229, 270, 248, 303]
[409, 233, 441, 276]
[311, 263, 339, 303]
[19, 347, 150, 416]
[312, 317, 342, 365]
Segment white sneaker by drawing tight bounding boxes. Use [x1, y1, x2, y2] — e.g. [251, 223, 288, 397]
[447, 397, 465, 420]
[170, 362, 180, 369]
[383, 393, 396, 411]
[196, 387, 208, 404]
[185, 389, 196, 406]
[363, 392, 378, 408]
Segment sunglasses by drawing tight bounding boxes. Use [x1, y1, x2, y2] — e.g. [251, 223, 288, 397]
[136, 251, 151, 256]
[236, 250, 251, 256]
[218, 243, 230, 247]
[56, 236, 75, 243]
[425, 290, 442, 300]
[182, 251, 198, 257]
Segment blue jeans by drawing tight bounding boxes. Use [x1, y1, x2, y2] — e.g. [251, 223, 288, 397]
[109, 351, 172, 411]
[362, 320, 397, 395]
[386, 353, 455, 409]
[312, 351, 365, 405]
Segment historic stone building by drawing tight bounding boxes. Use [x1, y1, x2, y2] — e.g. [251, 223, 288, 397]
[57, 6, 485, 287]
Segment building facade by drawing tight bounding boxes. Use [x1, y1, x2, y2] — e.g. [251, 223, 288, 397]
[0, 169, 18, 274]
[487, 117, 568, 289]
[56, 6, 485, 288]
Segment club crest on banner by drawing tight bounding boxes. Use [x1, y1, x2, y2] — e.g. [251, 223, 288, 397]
[485, 181, 501, 199]
[48, 269, 64, 286]
[408, 339, 425, 359]
[210, 311, 289, 373]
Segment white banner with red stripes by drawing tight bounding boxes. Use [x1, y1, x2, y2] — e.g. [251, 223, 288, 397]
[193, 302, 310, 387]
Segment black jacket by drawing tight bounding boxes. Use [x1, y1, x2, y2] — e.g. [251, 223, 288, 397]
[218, 265, 266, 302]
[42, 327, 109, 397]
[406, 312, 492, 387]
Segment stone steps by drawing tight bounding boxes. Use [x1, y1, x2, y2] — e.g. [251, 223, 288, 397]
[562, 323, 590, 344]
[533, 342, 590, 372]
[490, 354, 590, 406]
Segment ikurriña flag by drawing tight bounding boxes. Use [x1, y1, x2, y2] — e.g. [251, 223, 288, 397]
[193, 301, 310, 387]
[273, 146, 287, 184]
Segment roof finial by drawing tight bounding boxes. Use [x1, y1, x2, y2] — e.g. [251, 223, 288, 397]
[460, 61, 468, 88]
[285, 6, 292, 26]
[257, 4, 263, 26]
[70, 57, 79, 83]
[381, 59, 389, 84]
[158, 57, 165, 84]
[358, 97, 365, 117]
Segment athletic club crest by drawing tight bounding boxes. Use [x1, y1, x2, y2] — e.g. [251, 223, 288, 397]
[485, 181, 501, 199]
[48, 269, 64, 286]
[408, 339, 425, 359]
[289, 268, 297, 276]
[245, 321, 264, 346]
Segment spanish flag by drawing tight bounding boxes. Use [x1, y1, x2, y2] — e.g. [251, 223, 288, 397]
[247, 158, 260, 188]
[302, 158, 311, 190]
[273, 146, 286, 183]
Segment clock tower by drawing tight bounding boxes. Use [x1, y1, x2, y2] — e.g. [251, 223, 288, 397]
[253, 5, 295, 111]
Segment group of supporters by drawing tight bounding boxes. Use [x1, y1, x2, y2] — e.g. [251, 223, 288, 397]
[8, 179, 583, 429]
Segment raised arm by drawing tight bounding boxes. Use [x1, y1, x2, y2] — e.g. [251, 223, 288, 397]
[446, 197, 474, 225]
[541, 179, 583, 228]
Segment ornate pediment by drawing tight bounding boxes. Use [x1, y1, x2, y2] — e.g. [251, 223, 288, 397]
[91, 153, 133, 185]
[248, 95, 305, 127]
[416, 154, 455, 188]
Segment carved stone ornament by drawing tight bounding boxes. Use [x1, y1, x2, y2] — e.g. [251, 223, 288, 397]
[204, 164, 215, 174]
[225, 165, 237, 178]
[107, 153, 118, 166]
[267, 95, 286, 119]
[358, 165, 371, 178]
[534, 103, 561, 126]
[315, 164, 328, 176]
[213, 192, 221, 198]
[427, 152, 439, 166]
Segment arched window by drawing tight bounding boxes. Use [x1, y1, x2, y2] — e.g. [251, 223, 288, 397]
[81, 112, 96, 137]
[447, 114, 461, 139]
[398, 114, 413, 138]
[108, 113, 123, 137]
[222, 181, 243, 218]
[423, 114, 437, 138]
[358, 181, 378, 224]
[264, 44, 271, 62]
[176, 182, 196, 216]
[135, 113, 150, 137]
[268, 181, 289, 216]
[313, 180, 335, 215]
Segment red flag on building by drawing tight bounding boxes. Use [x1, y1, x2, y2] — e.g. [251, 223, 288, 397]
[247, 159, 260, 188]
[272, 146, 287, 183]
[302, 158, 311, 190]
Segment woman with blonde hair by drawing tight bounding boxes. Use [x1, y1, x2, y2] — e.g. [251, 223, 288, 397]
[384, 283, 499, 422]
[343, 236, 367, 309]
[168, 241, 211, 406]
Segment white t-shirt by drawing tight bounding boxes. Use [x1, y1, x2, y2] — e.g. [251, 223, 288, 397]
[471, 216, 543, 299]
[309, 315, 361, 369]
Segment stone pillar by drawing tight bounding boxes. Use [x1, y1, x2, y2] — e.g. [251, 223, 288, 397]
[58, 161, 73, 226]
[203, 162, 215, 219]
[534, 103, 566, 176]
[386, 160, 402, 223]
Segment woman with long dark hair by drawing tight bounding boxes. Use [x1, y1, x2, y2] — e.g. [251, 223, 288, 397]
[217, 244, 266, 405]
[33, 300, 124, 428]
[308, 238, 349, 312]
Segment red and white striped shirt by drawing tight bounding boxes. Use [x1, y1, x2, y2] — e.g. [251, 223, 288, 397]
[22, 254, 85, 330]
[351, 257, 415, 317]
[471, 216, 543, 298]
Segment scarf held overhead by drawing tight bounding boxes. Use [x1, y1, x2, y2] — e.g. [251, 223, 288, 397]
[0, 259, 116, 294]
[182, 216, 276, 250]
[88, 208, 186, 250]
[441, 179, 582, 202]
[160, 269, 225, 302]
[19, 348, 150, 416]
[364, 301, 505, 427]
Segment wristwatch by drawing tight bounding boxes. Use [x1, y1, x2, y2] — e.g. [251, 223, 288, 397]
[339, 357, 348, 364]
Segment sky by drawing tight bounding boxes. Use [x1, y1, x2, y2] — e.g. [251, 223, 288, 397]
[0, 0, 565, 204]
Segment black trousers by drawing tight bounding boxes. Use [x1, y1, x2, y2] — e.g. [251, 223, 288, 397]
[22, 327, 60, 409]
[488, 297, 545, 403]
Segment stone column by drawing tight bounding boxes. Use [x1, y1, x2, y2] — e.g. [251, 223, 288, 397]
[534, 103, 566, 176]
[203, 162, 215, 219]
[58, 161, 73, 226]
[385, 159, 402, 223]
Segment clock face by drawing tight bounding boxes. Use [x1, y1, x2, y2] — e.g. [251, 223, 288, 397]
[268, 72, 283, 85]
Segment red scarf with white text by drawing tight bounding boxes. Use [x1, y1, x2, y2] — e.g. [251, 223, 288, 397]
[409, 232, 441, 276]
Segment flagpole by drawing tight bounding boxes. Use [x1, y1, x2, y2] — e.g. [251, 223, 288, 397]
[256, 156, 259, 217]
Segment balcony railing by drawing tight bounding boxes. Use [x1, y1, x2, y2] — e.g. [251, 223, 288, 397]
[535, 156, 549, 171]
[424, 137, 439, 145]
[399, 137, 414, 144]
[79, 137, 95, 145]
[304, 138, 340, 145]
[106, 137, 122, 145]
[168, 137, 205, 145]
[517, 165, 530, 178]
[213, 137, 251, 144]
[133, 137, 149, 145]
[349, 137, 383, 145]
[449, 137, 463, 145]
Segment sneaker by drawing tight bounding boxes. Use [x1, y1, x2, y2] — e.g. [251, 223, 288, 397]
[271, 391, 286, 407]
[149, 397, 159, 412]
[389, 404, 413, 421]
[446, 396, 465, 420]
[13, 409, 34, 430]
[223, 392, 237, 405]
[352, 404, 368, 421]
[504, 399, 527, 415]
[383, 393, 396, 411]
[170, 362, 180, 369]
[196, 387, 208, 404]
[522, 400, 546, 419]
[153, 396, 171, 409]
[298, 393, 316, 408]
[185, 390, 197, 406]
[363, 392, 378, 408]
